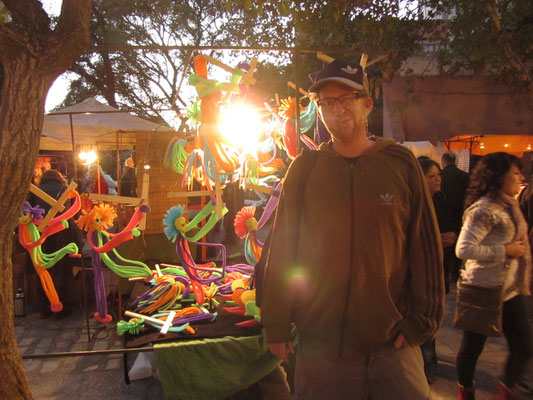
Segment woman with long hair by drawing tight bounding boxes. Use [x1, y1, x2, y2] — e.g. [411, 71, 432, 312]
[455, 152, 532, 400]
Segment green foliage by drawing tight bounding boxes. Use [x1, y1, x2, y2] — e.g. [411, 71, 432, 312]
[427, 0, 533, 91]
[274, 1, 432, 97]
[69, 0, 533, 132]
[61, 0, 293, 130]
[117, 318, 145, 335]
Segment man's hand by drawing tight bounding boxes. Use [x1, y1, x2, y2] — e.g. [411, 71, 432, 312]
[394, 333, 408, 349]
[267, 341, 295, 363]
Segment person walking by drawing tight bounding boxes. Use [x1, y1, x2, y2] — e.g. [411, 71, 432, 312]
[260, 59, 445, 400]
[454, 152, 533, 400]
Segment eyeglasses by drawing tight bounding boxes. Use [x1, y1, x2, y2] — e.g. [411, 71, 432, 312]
[316, 92, 366, 110]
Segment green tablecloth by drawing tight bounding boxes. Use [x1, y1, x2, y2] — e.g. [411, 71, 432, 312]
[154, 333, 279, 400]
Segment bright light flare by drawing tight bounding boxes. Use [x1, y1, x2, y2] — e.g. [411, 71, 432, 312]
[218, 105, 263, 153]
[79, 150, 97, 164]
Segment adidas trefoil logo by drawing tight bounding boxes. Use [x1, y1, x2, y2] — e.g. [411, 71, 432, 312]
[380, 193, 394, 206]
[340, 65, 358, 75]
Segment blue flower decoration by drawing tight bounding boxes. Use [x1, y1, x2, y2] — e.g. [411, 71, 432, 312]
[163, 205, 186, 243]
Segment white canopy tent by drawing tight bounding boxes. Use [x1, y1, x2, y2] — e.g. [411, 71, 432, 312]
[400, 141, 446, 164]
[39, 97, 172, 151]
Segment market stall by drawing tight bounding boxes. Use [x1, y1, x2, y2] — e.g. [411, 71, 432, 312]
[444, 134, 532, 157]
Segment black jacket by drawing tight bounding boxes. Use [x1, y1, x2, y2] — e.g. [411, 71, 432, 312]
[440, 164, 469, 233]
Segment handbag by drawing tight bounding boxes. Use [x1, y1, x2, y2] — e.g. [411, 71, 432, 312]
[453, 280, 504, 337]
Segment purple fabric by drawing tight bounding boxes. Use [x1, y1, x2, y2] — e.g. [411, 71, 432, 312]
[225, 263, 255, 275]
[173, 312, 217, 325]
[192, 241, 227, 273]
[133, 276, 191, 312]
[176, 237, 225, 285]
[257, 181, 282, 229]
[22, 201, 45, 223]
[91, 232, 108, 319]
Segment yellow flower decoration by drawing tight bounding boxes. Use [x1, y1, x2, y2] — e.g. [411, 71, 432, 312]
[279, 97, 307, 120]
[76, 203, 117, 232]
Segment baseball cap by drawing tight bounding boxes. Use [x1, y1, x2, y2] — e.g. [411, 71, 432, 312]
[308, 59, 367, 94]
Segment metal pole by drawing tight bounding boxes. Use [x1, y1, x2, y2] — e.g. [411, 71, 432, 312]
[21, 346, 155, 360]
[69, 113, 77, 181]
[88, 44, 359, 54]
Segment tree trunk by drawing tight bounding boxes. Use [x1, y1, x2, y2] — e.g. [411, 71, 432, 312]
[0, 51, 50, 400]
[0, 1, 92, 398]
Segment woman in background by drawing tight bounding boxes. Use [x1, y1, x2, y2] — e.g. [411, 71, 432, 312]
[454, 152, 532, 400]
[419, 157, 458, 292]
[418, 157, 457, 383]
[85, 164, 109, 194]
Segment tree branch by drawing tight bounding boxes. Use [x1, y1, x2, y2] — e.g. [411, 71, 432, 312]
[3, 0, 50, 32]
[43, 0, 92, 77]
[487, 0, 533, 92]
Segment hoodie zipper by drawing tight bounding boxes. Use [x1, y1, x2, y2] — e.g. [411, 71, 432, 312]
[337, 160, 356, 359]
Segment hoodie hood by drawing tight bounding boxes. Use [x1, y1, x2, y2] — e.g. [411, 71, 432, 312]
[318, 136, 396, 158]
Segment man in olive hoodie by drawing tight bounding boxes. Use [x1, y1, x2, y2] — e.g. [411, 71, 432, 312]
[260, 60, 445, 399]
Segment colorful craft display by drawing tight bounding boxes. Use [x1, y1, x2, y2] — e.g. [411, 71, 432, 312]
[18, 190, 81, 312]
[122, 54, 326, 336]
[163, 204, 229, 305]
[223, 279, 261, 327]
[234, 206, 262, 265]
[118, 308, 217, 336]
[164, 54, 317, 194]
[76, 203, 152, 323]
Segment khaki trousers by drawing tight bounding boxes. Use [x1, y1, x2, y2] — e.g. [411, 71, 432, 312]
[293, 340, 430, 400]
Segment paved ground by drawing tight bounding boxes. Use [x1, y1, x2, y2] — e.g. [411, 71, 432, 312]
[15, 284, 519, 400]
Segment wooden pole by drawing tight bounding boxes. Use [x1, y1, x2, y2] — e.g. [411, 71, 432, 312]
[294, 48, 301, 155]
[35, 182, 78, 232]
[116, 132, 121, 195]
[138, 173, 149, 230]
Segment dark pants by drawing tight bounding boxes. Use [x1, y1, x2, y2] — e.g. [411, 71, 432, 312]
[456, 295, 533, 390]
